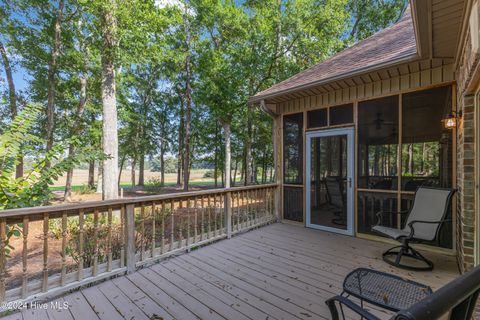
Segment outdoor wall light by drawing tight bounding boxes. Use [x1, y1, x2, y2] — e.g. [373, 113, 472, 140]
[443, 110, 462, 130]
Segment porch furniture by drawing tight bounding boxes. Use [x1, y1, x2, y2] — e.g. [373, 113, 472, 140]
[326, 264, 480, 320]
[325, 176, 347, 226]
[372, 187, 456, 271]
[341, 268, 432, 312]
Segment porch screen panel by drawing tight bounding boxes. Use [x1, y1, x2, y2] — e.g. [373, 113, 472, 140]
[284, 187, 304, 222]
[401, 86, 453, 248]
[283, 113, 303, 184]
[401, 86, 453, 190]
[358, 95, 399, 190]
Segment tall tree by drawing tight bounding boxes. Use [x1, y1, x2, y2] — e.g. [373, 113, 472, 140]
[99, 0, 119, 199]
[0, 40, 22, 178]
[182, 0, 192, 191]
[45, 0, 64, 169]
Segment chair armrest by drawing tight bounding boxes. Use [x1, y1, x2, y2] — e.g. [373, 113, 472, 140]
[325, 295, 381, 320]
[375, 210, 409, 226]
[407, 219, 452, 238]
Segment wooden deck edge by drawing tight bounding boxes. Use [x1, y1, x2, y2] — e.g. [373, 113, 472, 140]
[0, 267, 127, 315]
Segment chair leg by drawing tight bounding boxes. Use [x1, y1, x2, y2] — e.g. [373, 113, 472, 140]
[382, 240, 434, 271]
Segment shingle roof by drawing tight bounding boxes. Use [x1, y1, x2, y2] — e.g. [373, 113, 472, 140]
[251, 8, 417, 102]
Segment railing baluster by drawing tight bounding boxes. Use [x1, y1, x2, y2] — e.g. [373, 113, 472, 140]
[253, 189, 257, 225]
[238, 192, 242, 230]
[241, 191, 245, 230]
[0, 219, 6, 301]
[140, 204, 145, 261]
[225, 191, 232, 239]
[161, 202, 165, 254]
[220, 193, 224, 235]
[208, 196, 212, 239]
[107, 207, 113, 272]
[125, 204, 136, 274]
[194, 197, 198, 243]
[119, 207, 124, 269]
[200, 196, 205, 241]
[178, 212, 183, 249]
[22, 216, 28, 298]
[42, 213, 49, 292]
[186, 198, 190, 248]
[245, 190, 250, 227]
[213, 194, 218, 236]
[79, 210, 85, 279]
[170, 200, 175, 251]
[151, 203, 156, 258]
[92, 209, 99, 277]
[61, 212, 67, 286]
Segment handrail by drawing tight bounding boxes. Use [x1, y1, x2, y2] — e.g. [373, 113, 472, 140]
[394, 264, 480, 319]
[0, 183, 278, 217]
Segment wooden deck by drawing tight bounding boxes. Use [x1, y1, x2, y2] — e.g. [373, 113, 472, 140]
[3, 223, 459, 320]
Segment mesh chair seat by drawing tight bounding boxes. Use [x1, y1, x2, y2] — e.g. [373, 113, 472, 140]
[372, 226, 410, 240]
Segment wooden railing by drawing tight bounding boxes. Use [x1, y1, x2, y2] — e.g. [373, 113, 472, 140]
[0, 184, 278, 306]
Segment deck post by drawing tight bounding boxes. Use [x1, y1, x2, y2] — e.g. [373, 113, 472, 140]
[225, 191, 232, 238]
[124, 203, 136, 274]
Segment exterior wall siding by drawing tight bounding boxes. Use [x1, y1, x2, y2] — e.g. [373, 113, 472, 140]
[277, 64, 453, 114]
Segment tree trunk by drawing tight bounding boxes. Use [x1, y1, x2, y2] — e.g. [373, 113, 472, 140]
[118, 154, 126, 188]
[408, 144, 414, 174]
[64, 75, 87, 201]
[177, 99, 184, 187]
[245, 110, 253, 185]
[214, 122, 219, 187]
[45, 0, 64, 169]
[182, 0, 192, 191]
[0, 41, 22, 178]
[223, 122, 231, 188]
[88, 160, 95, 189]
[232, 160, 238, 187]
[100, 1, 119, 200]
[138, 153, 145, 186]
[160, 146, 165, 186]
[262, 149, 267, 184]
[131, 157, 136, 187]
[96, 162, 103, 193]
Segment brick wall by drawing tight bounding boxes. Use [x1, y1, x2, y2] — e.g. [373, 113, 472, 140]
[455, 18, 480, 273]
[456, 94, 476, 273]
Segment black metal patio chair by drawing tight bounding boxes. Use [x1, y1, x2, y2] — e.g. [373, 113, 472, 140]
[326, 265, 480, 320]
[372, 186, 456, 271]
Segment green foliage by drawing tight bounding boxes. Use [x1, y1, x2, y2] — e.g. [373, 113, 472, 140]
[49, 214, 122, 267]
[150, 156, 178, 174]
[0, 104, 106, 209]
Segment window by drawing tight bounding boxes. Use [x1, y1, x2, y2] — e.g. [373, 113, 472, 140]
[307, 109, 327, 128]
[329, 103, 353, 125]
[283, 113, 303, 184]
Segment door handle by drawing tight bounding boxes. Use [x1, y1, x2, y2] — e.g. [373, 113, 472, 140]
[348, 177, 352, 188]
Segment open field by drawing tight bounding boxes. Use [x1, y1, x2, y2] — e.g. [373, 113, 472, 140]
[51, 168, 212, 187]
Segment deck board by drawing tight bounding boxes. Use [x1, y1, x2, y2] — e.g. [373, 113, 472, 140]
[5, 223, 460, 320]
